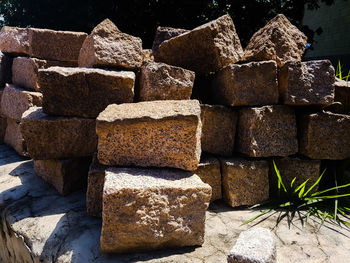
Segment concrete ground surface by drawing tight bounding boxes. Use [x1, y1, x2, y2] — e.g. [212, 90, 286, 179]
[1, 144, 350, 263]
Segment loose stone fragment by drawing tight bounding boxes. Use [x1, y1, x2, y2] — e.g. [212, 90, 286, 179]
[299, 111, 350, 160]
[279, 60, 335, 106]
[12, 57, 76, 91]
[212, 60, 278, 106]
[156, 15, 243, 75]
[100, 167, 211, 253]
[195, 154, 221, 201]
[243, 14, 307, 67]
[142, 49, 154, 62]
[0, 84, 42, 120]
[227, 227, 276, 263]
[78, 19, 143, 69]
[96, 100, 202, 171]
[0, 53, 13, 87]
[328, 78, 350, 114]
[34, 157, 91, 196]
[237, 105, 298, 157]
[0, 26, 29, 55]
[139, 61, 194, 101]
[220, 158, 269, 207]
[152, 26, 189, 56]
[39, 67, 135, 118]
[0, 117, 7, 143]
[20, 107, 97, 160]
[201, 104, 237, 156]
[28, 28, 87, 62]
[4, 118, 27, 156]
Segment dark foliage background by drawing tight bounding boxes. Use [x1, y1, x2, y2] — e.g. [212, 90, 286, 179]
[0, 0, 336, 48]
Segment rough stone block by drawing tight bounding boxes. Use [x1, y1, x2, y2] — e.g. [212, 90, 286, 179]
[237, 105, 298, 157]
[20, 107, 97, 159]
[212, 60, 278, 106]
[328, 78, 350, 114]
[28, 28, 87, 62]
[299, 111, 350, 160]
[139, 61, 195, 101]
[142, 49, 154, 63]
[100, 167, 212, 253]
[0, 117, 6, 143]
[78, 19, 143, 69]
[243, 14, 307, 67]
[279, 60, 335, 106]
[195, 154, 221, 201]
[0, 53, 13, 87]
[96, 100, 202, 171]
[4, 118, 27, 156]
[152, 26, 189, 56]
[201, 104, 237, 156]
[39, 67, 135, 118]
[227, 228, 276, 263]
[0, 84, 42, 120]
[0, 26, 29, 55]
[155, 15, 243, 75]
[12, 57, 76, 91]
[34, 157, 91, 196]
[220, 158, 269, 207]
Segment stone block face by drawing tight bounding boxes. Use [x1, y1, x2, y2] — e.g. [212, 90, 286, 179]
[0, 117, 7, 143]
[39, 67, 135, 118]
[0, 26, 29, 55]
[20, 107, 97, 159]
[212, 60, 278, 106]
[100, 167, 211, 253]
[227, 227, 276, 263]
[269, 158, 321, 196]
[0, 53, 13, 87]
[200, 104, 237, 156]
[220, 158, 269, 207]
[155, 15, 243, 75]
[152, 26, 189, 56]
[299, 111, 350, 160]
[34, 157, 91, 196]
[243, 14, 307, 67]
[279, 60, 335, 106]
[96, 100, 202, 171]
[28, 28, 87, 62]
[328, 78, 350, 114]
[195, 154, 222, 201]
[86, 154, 108, 217]
[4, 118, 27, 156]
[12, 57, 76, 91]
[78, 19, 143, 69]
[141, 49, 154, 63]
[237, 105, 298, 157]
[0, 84, 42, 120]
[139, 61, 195, 101]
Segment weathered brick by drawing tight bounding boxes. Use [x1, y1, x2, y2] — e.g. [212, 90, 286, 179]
[0, 26, 29, 55]
[4, 118, 27, 156]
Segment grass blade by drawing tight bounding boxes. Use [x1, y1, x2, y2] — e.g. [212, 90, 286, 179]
[273, 160, 287, 193]
[241, 209, 272, 226]
[303, 169, 326, 197]
[311, 183, 350, 197]
[291, 177, 296, 188]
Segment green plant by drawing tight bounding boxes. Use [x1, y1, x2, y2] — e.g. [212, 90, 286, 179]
[336, 61, 350, 82]
[242, 161, 350, 228]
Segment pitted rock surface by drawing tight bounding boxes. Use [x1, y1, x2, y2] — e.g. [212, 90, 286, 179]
[0, 26, 29, 55]
[152, 26, 189, 56]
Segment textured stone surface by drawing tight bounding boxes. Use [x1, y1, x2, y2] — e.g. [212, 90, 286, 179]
[78, 19, 143, 69]
[0, 26, 29, 55]
[220, 158, 269, 207]
[12, 57, 76, 91]
[0, 84, 42, 120]
[195, 154, 222, 202]
[155, 15, 243, 75]
[212, 60, 278, 106]
[4, 118, 27, 156]
[20, 107, 97, 159]
[139, 61, 195, 101]
[0, 53, 13, 87]
[34, 157, 91, 196]
[86, 154, 108, 217]
[328, 78, 350, 114]
[299, 111, 350, 160]
[101, 167, 212, 253]
[243, 14, 307, 67]
[0, 117, 6, 143]
[142, 49, 154, 62]
[152, 26, 189, 56]
[39, 67, 135, 118]
[237, 105, 298, 157]
[227, 228, 276, 263]
[279, 60, 335, 106]
[200, 104, 237, 156]
[1, 144, 350, 263]
[96, 100, 202, 171]
[269, 158, 321, 196]
[28, 28, 87, 62]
